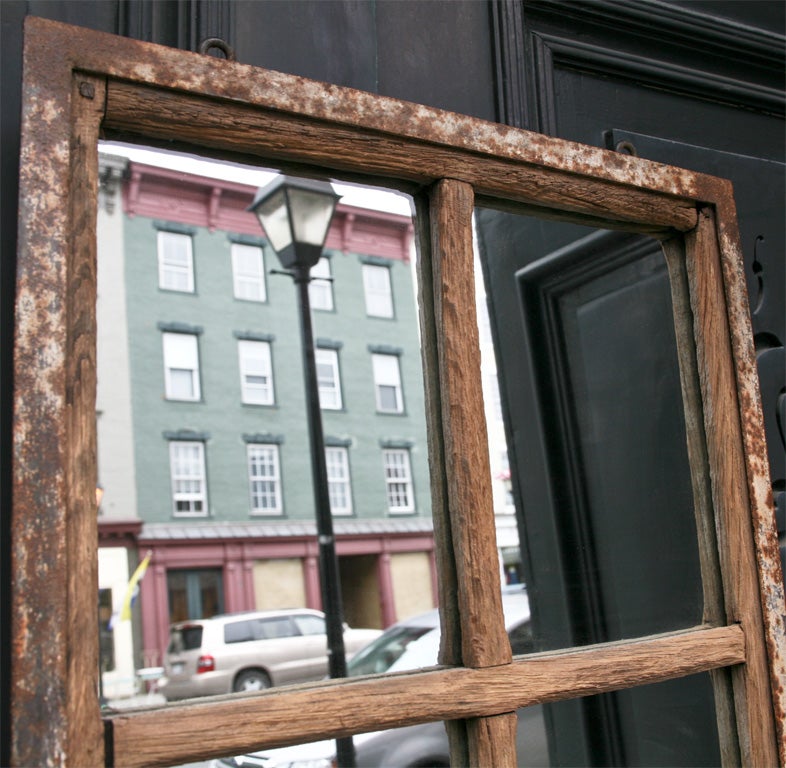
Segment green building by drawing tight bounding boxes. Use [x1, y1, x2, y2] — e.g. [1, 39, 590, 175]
[96, 152, 435, 678]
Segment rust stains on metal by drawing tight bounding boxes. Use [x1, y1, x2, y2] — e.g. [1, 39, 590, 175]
[25, 16, 711, 203]
[709, 188, 786, 760]
[13, 47, 72, 764]
[14, 15, 786, 766]
[720, 250, 786, 761]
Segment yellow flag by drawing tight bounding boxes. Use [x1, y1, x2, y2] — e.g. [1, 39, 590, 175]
[119, 551, 151, 622]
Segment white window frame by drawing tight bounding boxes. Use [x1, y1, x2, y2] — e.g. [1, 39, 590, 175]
[326, 446, 352, 516]
[158, 230, 194, 292]
[169, 441, 208, 517]
[247, 444, 282, 515]
[372, 353, 403, 413]
[162, 332, 201, 401]
[309, 256, 334, 311]
[316, 347, 342, 410]
[238, 339, 274, 405]
[231, 242, 266, 302]
[383, 448, 415, 514]
[362, 263, 394, 318]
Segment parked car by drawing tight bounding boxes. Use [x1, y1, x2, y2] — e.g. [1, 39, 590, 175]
[158, 608, 382, 700]
[210, 588, 549, 767]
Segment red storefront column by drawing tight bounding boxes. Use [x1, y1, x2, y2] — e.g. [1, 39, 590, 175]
[304, 554, 321, 610]
[378, 552, 396, 627]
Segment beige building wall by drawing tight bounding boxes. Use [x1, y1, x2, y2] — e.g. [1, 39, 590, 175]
[390, 552, 435, 621]
[253, 559, 306, 609]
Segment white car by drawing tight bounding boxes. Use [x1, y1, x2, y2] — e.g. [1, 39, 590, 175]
[158, 608, 381, 700]
[210, 588, 549, 767]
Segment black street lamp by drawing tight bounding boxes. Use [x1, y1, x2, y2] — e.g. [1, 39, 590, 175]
[96, 485, 109, 709]
[248, 175, 355, 768]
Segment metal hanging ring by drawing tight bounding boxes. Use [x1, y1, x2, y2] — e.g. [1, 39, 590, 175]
[198, 38, 235, 61]
[614, 140, 638, 157]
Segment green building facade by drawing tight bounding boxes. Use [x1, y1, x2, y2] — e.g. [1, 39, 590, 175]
[97, 154, 436, 666]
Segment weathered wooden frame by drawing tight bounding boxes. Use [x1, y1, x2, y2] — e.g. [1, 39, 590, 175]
[12, 16, 785, 768]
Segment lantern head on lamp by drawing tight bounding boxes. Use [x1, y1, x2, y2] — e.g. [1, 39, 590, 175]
[248, 175, 341, 271]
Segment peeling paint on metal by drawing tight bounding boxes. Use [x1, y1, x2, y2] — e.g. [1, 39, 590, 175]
[12, 15, 786, 767]
[715, 206, 786, 760]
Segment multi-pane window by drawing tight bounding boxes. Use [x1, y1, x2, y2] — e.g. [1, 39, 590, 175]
[167, 569, 224, 623]
[231, 243, 266, 302]
[326, 447, 352, 515]
[316, 348, 342, 409]
[163, 332, 201, 401]
[309, 256, 333, 311]
[238, 340, 274, 405]
[383, 448, 414, 514]
[158, 231, 194, 292]
[362, 264, 393, 317]
[169, 441, 208, 516]
[248, 444, 282, 515]
[372, 353, 403, 413]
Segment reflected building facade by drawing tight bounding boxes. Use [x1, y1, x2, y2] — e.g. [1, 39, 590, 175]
[95, 153, 435, 693]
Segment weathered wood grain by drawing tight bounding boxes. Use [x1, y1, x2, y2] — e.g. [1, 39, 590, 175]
[107, 624, 745, 768]
[13, 17, 785, 768]
[428, 179, 510, 765]
[66, 72, 105, 768]
[429, 179, 510, 673]
[714, 190, 786, 764]
[12, 63, 105, 767]
[413, 191, 462, 667]
[414, 188, 468, 765]
[103, 81, 698, 234]
[661, 234, 740, 765]
[685, 209, 778, 766]
[467, 712, 519, 768]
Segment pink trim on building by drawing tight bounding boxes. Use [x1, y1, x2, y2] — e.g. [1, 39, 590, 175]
[123, 162, 413, 262]
[137, 531, 435, 664]
[98, 518, 143, 547]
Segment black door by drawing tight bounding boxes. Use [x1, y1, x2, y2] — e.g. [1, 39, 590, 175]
[478, 2, 784, 764]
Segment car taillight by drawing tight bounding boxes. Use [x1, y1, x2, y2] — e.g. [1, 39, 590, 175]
[197, 655, 215, 673]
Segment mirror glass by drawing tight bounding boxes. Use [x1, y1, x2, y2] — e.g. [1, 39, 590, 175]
[93, 140, 722, 767]
[473, 204, 722, 764]
[96, 143, 443, 716]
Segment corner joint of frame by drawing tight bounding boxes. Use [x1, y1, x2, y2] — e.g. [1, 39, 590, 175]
[72, 72, 108, 125]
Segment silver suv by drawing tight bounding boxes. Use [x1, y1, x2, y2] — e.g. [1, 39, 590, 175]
[210, 587, 548, 767]
[158, 608, 381, 700]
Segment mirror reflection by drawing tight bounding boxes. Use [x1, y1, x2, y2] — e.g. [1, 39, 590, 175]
[473, 206, 721, 765]
[94, 144, 715, 767]
[94, 144, 544, 767]
[95, 144, 438, 712]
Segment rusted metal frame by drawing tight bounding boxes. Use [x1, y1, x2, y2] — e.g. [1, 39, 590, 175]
[23, 16, 712, 210]
[100, 79, 697, 236]
[13, 24, 105, 767]
[107, 624, 746, 768]
[711, 189, 786, 763]
[427, 178, 514, 767]
[13, 15, 785, 768]
[682, 203, 780, 766]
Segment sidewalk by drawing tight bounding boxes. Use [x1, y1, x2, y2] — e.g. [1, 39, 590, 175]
[104, 691, 167, 711]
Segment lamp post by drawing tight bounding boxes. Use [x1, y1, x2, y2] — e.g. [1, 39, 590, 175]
[248, 176, 355, 768]
[96, 485, 108, 708]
